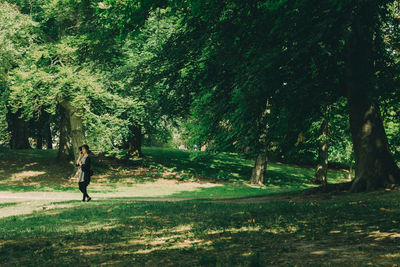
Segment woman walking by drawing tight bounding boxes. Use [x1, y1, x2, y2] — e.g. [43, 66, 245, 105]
[76, 144, 92, 202]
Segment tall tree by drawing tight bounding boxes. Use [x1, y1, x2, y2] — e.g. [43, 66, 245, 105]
[343, 1, 400, 191]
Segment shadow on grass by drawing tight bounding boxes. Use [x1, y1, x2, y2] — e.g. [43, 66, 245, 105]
[143, 147, 349, 190]
[164, 184, 287, 199]
[0, 149, 156, 191]
[0, 147, 349, 194]
[0, 149, 74, 189]
[1, 193, 400, 266]
[143, 147, 253, 180]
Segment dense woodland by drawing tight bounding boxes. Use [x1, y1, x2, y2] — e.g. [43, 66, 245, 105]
[0, 0, 399, 191]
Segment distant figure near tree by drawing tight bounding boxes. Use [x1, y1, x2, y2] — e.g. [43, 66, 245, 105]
[76, 144, 93, 202]
[179, 144, 187, 150]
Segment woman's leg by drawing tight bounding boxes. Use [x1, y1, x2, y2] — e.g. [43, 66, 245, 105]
[79, 182, 87, 201]
[85, 183, 91, 201]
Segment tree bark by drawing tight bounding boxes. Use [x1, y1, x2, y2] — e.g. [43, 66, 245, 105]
[36, 128, 43, 149]
[250, 101, 271, 185]
[250, 152, 267, 185]
[128, 124, 143, 157]
[345, 2, 400, 192]
[45, 121, 53, 149]
[347, 102, 400, 191]
[61, 102, 85, 162]
[8, 110, 30, 149]
[313, 110, 329, 186]
[57, 105, 71, 160]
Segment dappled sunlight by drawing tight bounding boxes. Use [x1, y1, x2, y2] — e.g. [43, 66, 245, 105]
[283, 241, 374, 265]
[384, 253, 400, 259]
[72, 245, 104, 256]
[73, 222, 122, 233]
[0, 149, 400, 265]
[151, 224, 193, 235]
[23, 162, 40, 168]
[133, 238, 212, 255]
[263, 224, 299, 235]
[11, 171, 46, 181]
[0, 201, 47, 218]
[367, 231, 400, 241]
[1, 196, 400, 266]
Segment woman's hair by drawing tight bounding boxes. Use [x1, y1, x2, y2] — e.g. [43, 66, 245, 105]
[79, 144, 91, 154]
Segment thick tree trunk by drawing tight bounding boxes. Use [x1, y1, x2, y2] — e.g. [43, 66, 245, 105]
[345, 3, 400, 192]
[8, 110, 30, 149]
[57, 105, 71, 160]
[313, 111, 329, 186]
[250, 152, 267, 185]
[61, 102, 85, 162]
[347, 102, 400, 191]
[128, 124, 143, 157]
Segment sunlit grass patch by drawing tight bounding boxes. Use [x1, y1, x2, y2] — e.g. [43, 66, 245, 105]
[0, 202, 17, 208]
[1, 191, 400, 265]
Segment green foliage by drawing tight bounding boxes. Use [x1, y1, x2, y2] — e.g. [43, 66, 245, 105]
[0, 2, 39, 143]
[0, 2, 38, 79]
[1, 0, 399, 171]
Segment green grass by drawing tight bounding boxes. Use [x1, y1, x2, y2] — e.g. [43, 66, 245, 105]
[1, 190, 400, 266]
[0, 202, 17, 208]
[165, 184, 285, 199]
[0, 147, 350, 198]
[142, 147, 349, 188]
[0, 148, 398, 265]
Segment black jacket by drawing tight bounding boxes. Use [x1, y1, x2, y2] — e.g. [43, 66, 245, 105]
[77, 156, 91, 184]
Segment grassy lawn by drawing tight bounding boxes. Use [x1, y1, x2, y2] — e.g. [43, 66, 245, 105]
[1, 190, 400, 266]
[142, 147, 350, 188]
[0, 147, 349, 198]
[1, 148, 399, 265]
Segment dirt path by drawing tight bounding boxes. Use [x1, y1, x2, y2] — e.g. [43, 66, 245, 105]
[0, 190, 295, 218]
[0, 188, 338, 204]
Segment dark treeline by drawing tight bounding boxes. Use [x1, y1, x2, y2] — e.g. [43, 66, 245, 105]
[0, 0, 399, 191]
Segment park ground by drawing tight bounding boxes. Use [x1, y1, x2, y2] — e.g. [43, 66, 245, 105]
[0, 147, 400, 266]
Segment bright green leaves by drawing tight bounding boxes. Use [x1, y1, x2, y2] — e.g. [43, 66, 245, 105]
[0, 2, 38, 79]
[0, 2, 39, 143]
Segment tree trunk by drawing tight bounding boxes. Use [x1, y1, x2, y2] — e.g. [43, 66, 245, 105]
[250, 152, 267, 185]
[348, 162, 353, 181]
[345, 3, 400, 192]
[36, 128, 43, 149]
[249, 101, 271, 185]
[313, 110, 329, 186]
[57, 105, 71, 160]
[8, 110, 30, 149]
[45, 121, 53, 149]
[347, 102, 400, 191]
[61, 102, 85, 162]
[128, 124, 143, 157]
